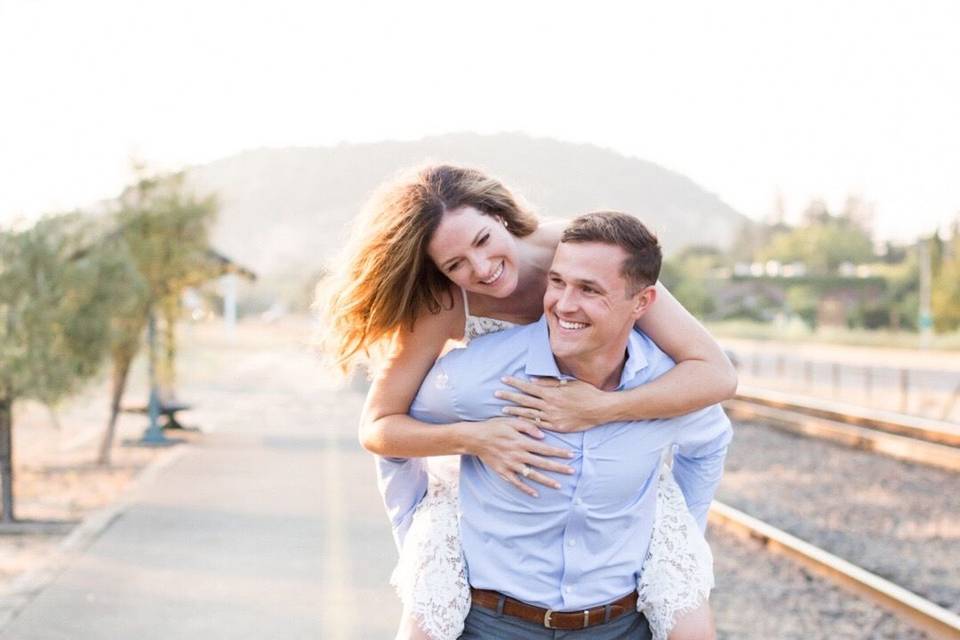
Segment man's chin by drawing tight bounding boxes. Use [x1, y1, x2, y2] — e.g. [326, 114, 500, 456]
[548, 336, 582, 361]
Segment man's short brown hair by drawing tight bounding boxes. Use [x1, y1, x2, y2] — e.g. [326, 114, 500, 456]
[561, 211, 661, 295]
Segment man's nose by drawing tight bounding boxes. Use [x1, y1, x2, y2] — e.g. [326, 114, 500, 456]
[555, 287, 578, 313]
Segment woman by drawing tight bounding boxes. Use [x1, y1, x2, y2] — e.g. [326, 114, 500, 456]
[320, 165, 736, 640]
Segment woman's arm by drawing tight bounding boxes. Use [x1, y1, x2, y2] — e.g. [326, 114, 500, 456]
[498, 282, 737, 431]
[358, 296, 573, 494]
[609, 282, 738, 418]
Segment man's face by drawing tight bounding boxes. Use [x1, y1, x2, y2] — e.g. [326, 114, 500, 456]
[544, 241, 652, 370]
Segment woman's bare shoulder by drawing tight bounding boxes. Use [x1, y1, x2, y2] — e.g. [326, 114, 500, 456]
[364, 289, 464, 420]
[538, 216, 568, 231]
[532, 217, 567, 248]
[409, 285, 465, 339]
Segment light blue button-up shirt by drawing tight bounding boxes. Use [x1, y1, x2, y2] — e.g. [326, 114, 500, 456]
[377, 316, 732, 611]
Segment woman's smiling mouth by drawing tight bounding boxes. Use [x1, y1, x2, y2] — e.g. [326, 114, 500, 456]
[479, 261, 504, 285]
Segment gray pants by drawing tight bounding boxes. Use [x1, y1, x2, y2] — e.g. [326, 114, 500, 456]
[459, 604, 652, 639]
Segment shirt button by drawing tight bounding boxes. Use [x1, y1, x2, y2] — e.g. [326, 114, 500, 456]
[568, 539, 576, 547]
[574, 498, 583, 506]
[565, 586, 573, 594]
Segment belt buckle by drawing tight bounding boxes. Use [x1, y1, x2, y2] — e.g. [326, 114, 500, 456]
[543, 609, 554, 629]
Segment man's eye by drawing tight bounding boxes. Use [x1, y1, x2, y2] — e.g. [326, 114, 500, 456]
[582, 287, 596, 294]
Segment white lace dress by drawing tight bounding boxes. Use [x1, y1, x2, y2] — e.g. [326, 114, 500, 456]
[390, 297, 714, 640]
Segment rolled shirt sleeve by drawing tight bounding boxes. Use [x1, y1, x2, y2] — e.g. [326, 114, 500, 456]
[376, 456, 428, 550]
[668, 404, 733, 531]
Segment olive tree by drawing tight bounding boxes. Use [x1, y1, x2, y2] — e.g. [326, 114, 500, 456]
[0, 214, 139, 522]
[97, 172, 218, 454]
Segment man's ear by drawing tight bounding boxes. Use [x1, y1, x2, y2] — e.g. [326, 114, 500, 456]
[631, 284, 657, 319]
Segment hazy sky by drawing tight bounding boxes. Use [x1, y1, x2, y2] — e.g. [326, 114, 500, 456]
[1, 0, 958, 241]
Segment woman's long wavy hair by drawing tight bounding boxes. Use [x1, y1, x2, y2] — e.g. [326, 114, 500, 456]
[318, 165, 538, 372]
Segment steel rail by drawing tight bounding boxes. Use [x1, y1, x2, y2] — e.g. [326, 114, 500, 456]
[724, 397, 960, 473]
[736, 384, 960, 447]
[710, 501, 960, 640]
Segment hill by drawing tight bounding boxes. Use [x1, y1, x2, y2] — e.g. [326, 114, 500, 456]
[184, 133, 749, 306]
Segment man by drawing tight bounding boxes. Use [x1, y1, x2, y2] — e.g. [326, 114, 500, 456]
[380, 212, 732, 638]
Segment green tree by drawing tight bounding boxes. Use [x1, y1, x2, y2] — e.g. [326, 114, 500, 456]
[871, 253, 920, 330]
[785, 285, 819, 327]
[116, 172, 218, 305]
[102, 171, 218, 449]
[757, 200, 874, 273]
[661, 246, 724, 318]
[0, 214, 139, 522]
[729, 219, 774, 264]
[932, 219, 960, 332]
[97, 256, 149, 465]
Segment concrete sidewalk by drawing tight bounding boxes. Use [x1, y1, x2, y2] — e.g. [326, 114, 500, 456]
[0, 332, 400, 639]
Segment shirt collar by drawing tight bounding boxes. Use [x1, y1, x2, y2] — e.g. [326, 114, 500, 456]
[524, 316, 649, 389]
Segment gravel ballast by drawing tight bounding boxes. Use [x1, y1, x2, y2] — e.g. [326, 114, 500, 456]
[715, 419, 960, 616]
[709, 527, 928, 639]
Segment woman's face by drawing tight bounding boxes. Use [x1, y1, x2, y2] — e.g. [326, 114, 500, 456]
[426, 205, 520, 298]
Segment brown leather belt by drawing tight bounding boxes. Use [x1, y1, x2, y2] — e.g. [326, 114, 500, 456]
[470, 588, 638, 630]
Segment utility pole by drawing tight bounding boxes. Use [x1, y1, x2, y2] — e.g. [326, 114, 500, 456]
[918, 238, 933, 348]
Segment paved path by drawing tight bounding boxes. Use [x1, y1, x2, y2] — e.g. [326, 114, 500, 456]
[0, 324, 400, 639]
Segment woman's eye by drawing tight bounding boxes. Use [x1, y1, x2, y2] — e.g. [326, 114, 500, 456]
[447, 262, 460, 272]
[478, 234, 489, 246]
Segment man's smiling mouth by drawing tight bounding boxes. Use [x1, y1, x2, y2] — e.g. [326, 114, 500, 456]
[557, 317, 589, 330]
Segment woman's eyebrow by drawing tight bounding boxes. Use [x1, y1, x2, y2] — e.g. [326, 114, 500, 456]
[470, 227, 488, 246]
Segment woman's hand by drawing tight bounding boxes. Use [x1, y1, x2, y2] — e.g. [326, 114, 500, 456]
[461, 417, 575, 498]
[495, 376, 610, 433]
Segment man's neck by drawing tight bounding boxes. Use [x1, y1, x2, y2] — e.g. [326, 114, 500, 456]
[556, 350, 628, 391]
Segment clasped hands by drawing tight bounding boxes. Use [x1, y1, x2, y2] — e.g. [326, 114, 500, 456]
[496, 375, 607, 433]
[468, 376, 607, 497]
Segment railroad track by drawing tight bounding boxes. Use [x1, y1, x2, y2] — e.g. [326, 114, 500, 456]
[709, 501, 960, 639]
[724, 385, 960, 472]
